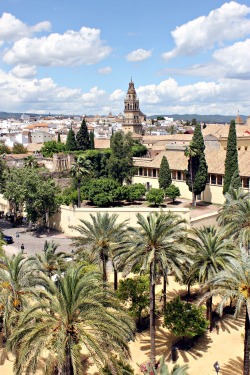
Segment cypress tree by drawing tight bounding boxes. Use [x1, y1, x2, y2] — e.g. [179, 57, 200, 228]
[66, 128, 77, 151]
[76, 118, 90, 151]
[223, 120, 241, 194]
[90, 131, 95, 149]
[185, 123, 208, 206]
[158, 155, 172, 190]
[57, 132, 61, 142]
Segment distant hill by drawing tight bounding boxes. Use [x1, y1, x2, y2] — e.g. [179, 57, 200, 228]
[148, 114, 248, 123]
[0, 111, 248, 124]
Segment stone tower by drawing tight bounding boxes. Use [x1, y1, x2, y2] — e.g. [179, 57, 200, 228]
[122, 79, 144, 135]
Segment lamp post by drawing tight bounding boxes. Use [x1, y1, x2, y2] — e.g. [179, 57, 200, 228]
[213, 361, 220, 374]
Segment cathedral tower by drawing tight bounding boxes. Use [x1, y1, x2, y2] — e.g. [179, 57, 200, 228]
[122, 79, 144, 135]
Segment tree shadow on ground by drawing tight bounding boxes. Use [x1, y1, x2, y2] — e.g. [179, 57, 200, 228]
[220, 356, 243, 375]
[138, 318, 212, 364]
[215, 313, 244, 334]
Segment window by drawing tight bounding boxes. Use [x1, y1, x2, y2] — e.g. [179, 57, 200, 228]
[211, 174, 216, 185]
[177, 171, 182, 180]
[172, 170, 176, 180]
[143, 169, 147, 177]
[217, 175, 222, 185]
[245, 147, 248, 151]
[243, 178, 250, 188]
[153, 169, 157, 177]
[148, 169, 152, 177]
[139, 168, 143, 176]
[206, 175, 210, 184]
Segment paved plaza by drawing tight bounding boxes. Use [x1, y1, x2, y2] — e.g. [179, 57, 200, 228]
[0, 218, 73, 255]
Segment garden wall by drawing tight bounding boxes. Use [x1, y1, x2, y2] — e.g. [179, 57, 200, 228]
[49, 205, 191, 236]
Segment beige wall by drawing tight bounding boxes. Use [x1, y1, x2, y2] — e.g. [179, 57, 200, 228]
[0, 194, 9, 213]
[49, 205, 190, 236]
[133, 175, 227, 205]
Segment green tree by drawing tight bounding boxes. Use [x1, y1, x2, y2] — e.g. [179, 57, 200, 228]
[83, 149, 111, 179]
[12, 143, 27, 154]
[108, 132, 134, 184]
[115, 211, 188, 365]
[185, 124, 208, 206]
[223, 120, 241, 194]
[102, 356, 134, 374]
[163, 296, 208, 339]
[158, 156, 172, 191]
[90, 131, 95, 149]
[165, 184, 180, 203]
[188, 225, 237, 330]
[117, 275, 150, 325]
[209, 250, 250, 375]
[70, 156, 91, 208]
[76, 118, 90, 151]
[82, 178, 121, 207]
[131, 143, 147, 157]
[0, 143, 11, 154]
[3, 168, 26, 223]
[7, 266, 134, 375]
[71, 212, 129, 289]
[146, 188, 164, 206]
[40, 140, 66, 157]
[57, 132, 61, 142]
[120, 183, 146, 203]
[66, 128, 77, 151]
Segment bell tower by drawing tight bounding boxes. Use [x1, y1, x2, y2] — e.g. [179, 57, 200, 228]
[122, 79, 143, 135]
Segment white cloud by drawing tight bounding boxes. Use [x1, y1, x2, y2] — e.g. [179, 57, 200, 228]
[3, 27, 112, 67]
[0, 68, 249, 116]
[213, 39, 250, 79]
[109, 89, 125, 101]
[162, 1, 250, 60]
[11, 65, 37, 79]
[0, 13, 51, 43]
[98, 66, 112, 75]
[126, 48, 152, 62]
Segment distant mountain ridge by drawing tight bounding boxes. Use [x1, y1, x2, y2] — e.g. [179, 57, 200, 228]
[0, 111, 248, 123]
[148, 114, 248, 123]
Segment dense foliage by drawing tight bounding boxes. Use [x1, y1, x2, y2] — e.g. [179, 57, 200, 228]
[165, 184, 180, 203]
[163, 296, 208, 338]
[146, 188, 164, 206]
[41, 140, 66, 157]
[158, 156, 172, 191]
[223, 119, 241, 194]
[76, 118, 90, 151]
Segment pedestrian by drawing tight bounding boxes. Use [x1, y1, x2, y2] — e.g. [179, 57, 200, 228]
[21, 244, 25, 253]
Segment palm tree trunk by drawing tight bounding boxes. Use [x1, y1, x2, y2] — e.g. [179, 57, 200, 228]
[206, 296, 213, 331]
[63, 343, 74, 375]
[102, 254, 107, 284]
[163, 275, 167, 313]
[114, 266, 118, 291]
[149, 262, 156, 366]
[77, 180, 81, 208]
[243, 309, 250, 375]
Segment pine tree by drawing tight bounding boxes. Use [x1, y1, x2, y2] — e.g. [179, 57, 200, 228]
[90, 131, 95, 149]
[185, 124, 208, 206]
[158, 155, 172, 190]
[76, 118, 90, 151]
[223, 120, 241, 194]
[66, 128, 77, 151]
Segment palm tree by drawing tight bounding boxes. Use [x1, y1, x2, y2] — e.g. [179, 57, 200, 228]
[31, 240, 70, 279]
[7, 265, 134, 375]
[208, 250, 250, 375]
[116, 211, 189, 365]
[70, 156, 91, 208]
[218, 197, 250, 253]
[24, 155, 38, 169]
[141, 355, 189, 374]
[0, 252, 37, 338]
[71, 212, 129, 289]
[188, 225, 237, 330]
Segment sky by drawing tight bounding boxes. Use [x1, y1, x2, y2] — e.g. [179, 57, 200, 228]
[0, 0, 250, 116]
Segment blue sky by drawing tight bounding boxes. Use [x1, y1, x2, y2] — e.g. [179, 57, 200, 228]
[0, 0, 250, 116]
